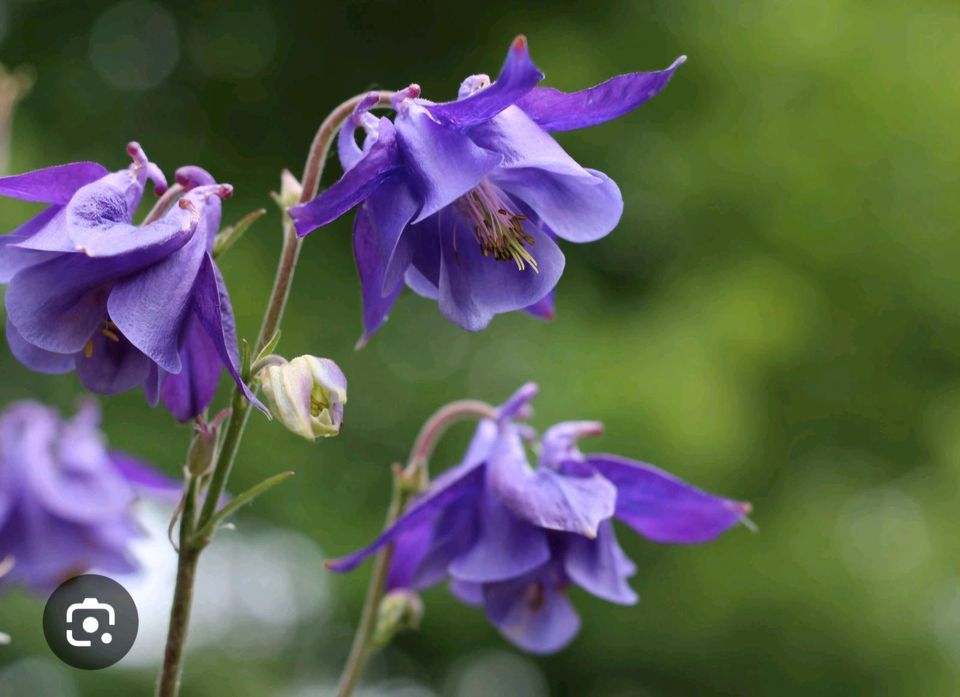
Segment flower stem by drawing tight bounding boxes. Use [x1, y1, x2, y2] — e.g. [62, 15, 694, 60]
[335, 465, 405, 697]
[195, 386, 252, 530]
[405, 399, 498, 479]
[299, 90, 394, 203]
[155, 89, 396, 697]
[334, 400, 497, 697]
[156, 473, 199, 696]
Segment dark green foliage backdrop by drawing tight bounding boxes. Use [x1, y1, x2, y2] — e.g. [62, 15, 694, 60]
[1, 1, 957, 695]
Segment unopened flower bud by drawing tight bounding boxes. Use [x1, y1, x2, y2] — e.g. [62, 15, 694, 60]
[373, 589, 423, 648]
[186, 409, 229, 476]
[258, 356, 347, 441]
[272, 169, 303, 210]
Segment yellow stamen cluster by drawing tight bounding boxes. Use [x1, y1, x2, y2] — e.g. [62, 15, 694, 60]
[83, 320, 122, 359]
[457, 181, 538, 272]
[101, 320, 121, 343]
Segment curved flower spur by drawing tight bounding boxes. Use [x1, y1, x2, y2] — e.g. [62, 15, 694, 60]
[0, 144, 264, 421]
[290, 36, 686, 342]
[327, 384, 751, 654]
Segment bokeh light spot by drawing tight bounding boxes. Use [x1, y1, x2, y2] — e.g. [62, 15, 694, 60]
[835, 486, 931, 580]
[88, 1, 179, 91]
[187, 6, 277, 79]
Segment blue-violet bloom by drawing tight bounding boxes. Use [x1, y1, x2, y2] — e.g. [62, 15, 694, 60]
[0, 400, 178, 594]
[0, 144, 264, 421]
[328, 384, 751, 654]
[290, 37, 684, 342]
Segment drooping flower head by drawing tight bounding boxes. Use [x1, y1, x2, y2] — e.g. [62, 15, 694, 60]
[0, 145, 264, 421]
[291, 37, 685, 342]
[0, 400, 177, 594]
[328, 384, 750, 654]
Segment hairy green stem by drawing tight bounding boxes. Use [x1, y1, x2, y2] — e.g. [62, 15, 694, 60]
[156, 89, 395, 697]
[334, 400, 497, 697]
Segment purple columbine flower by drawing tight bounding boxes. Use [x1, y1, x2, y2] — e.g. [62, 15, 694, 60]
[327, 384, 750, 654]
[290, 37, 685, 342]
[0, 400, 177, 594]
[0, 144, 263, 421]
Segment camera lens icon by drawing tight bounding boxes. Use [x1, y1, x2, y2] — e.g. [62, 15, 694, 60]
[44, 575, 138, 670]
[65, 597, 116, 648]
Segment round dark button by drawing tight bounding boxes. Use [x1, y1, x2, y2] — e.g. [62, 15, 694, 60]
[43, 574, 139, 670]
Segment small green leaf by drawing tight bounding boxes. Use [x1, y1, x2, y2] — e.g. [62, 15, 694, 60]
[193, 471, 295, 542]
[212, 208, 267, 260]
[255, 330, 282, 365]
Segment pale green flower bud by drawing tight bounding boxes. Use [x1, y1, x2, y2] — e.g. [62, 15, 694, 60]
[373, 589, 424, 648]
[271, 169, 303, 211]
[258, 356, 347, 441]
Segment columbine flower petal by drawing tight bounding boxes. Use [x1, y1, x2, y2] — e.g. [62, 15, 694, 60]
[4, 318, 73, 374]
[5, 206, 197, 356]
[437, 211, 564, 331]
[0, 161, 108, 204]
[589, 454, 751, 543]
[468, 104, 592, 176]
[290, 117, 402, 236]
[354, 206, 403, 344]
[107, 212, 208, 373]
[5, 254, 123, 354]
[337, 93, 382, 172]
[66, 186, 197, 259]
[354, 177, 420, 343]
[373, 179, 422, 295]
[404, 264, 439, 300]
[488, 424, 615, 538]
[495, 166, 623, 243]
[192, 255, 266, 415]
[0, 208, 60, 281]
[516, 55, 686, 132]
[159, 314, 221, 422]
[9, 210, 72, 253]
[429, 35, 544, 129]
[482, 563, 581, 655]
[325, 460, 487, 574]
[394, 101, 502, 223]
[396, 502, 477, 590]
[447, 487, 550, 584]
[563, 520, 638, 605]
[105, 182, 227, 374]
[74, 330, 153, 394]
[523, 290, 555, 320]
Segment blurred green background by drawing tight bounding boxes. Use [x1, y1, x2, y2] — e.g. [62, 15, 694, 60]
[1, 0, 958, 695]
